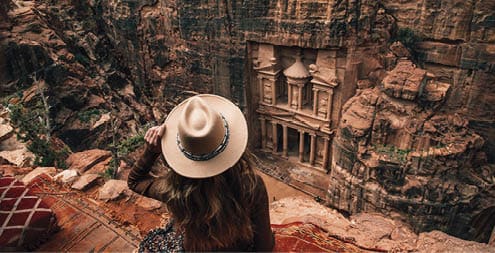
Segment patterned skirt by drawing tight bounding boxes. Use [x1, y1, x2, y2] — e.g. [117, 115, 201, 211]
[138, 221, 184, 253]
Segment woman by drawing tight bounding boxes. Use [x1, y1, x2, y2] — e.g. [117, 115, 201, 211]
[128, 94, 274, 251]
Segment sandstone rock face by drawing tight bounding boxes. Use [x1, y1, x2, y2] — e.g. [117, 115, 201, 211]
[382, 0, 495, 162]
[328, 69, 495, 241]
[0, 1, 156, 151]
[0, 0, 492, 153]
[1, 0, 492, 157]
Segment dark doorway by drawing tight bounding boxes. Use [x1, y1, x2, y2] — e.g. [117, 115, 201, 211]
[303, 132, 311, 162]
[287, 127, 299, 157]
[277, 124, 283, 152]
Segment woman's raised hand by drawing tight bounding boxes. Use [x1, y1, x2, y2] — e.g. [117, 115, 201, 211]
[144, 123, 166, 153]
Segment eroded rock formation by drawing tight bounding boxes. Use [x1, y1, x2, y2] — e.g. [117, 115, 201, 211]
[328, 58, 495, 241]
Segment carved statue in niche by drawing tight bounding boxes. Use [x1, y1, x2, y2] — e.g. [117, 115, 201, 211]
[263, 81, 272, 103]
[318, 93, 329, 118]
[291, 87, 299, 109]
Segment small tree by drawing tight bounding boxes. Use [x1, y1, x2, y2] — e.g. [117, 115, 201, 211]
[8, 77, 69, 167]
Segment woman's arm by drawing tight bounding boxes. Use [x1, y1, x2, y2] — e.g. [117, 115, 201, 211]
[127, 124, 167, 200]
[127, 144, 162, 195]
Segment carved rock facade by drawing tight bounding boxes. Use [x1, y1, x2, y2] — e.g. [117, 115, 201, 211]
[253, 44, 341, 172]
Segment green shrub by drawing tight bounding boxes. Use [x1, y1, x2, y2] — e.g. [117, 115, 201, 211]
[9, 103, 69, 168]
[116, 123, 152, 156]
[1, 91, 23, 106]
[117, 134, 145, 156]
[373, 144, 411, 163]
[77, 108, 105, 123]
[395, 28, 422, 52]
[74, 53, 90, 67]
[101, 158, 118, 179]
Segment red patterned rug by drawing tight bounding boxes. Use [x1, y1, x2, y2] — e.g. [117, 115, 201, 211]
[272, 222, 363, 252]
[0, 175, 58, 251]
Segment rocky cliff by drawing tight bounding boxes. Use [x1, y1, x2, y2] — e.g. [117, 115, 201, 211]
[2, 0, 493, 153]
[1, 0, 494, 245]
[329, 58, 495, 241]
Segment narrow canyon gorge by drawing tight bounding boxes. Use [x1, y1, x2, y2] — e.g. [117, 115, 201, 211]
[1, 0, 494, 251]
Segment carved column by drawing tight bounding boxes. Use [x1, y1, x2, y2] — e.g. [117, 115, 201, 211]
[258, 76, 263, 103]
[297, 85, 303, 110]
[322, 138, 329, 172]
[272, 121, 278, 153]
[288, 85, 292, 107]
[313, 89, 318, 115]
[282, 125, 288, 157]
[260, 118, 266, 149]
[272, 78, 277, 105]
[309, 134, 316, 165]
[299, 131, 304, 162]
[327, 89, 334, 120]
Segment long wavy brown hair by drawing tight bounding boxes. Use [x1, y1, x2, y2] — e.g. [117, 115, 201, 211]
[162, 151, 259, 251]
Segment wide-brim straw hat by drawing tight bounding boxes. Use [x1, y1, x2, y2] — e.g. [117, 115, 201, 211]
[161, 94, 248, 178]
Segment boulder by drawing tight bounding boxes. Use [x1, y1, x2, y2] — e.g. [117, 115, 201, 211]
[135, 195, 162, 211]
[21, 167, 57, 185]
[66, 149, 111, 173]
[0, 148, 35, 167]
[83, 156, 112, 175]
[382, 60, 426, 101]
[71, 173, 100, 191]
[53, 169, 79, 183]
[98, 179, 128, 201]
[0, 123, 13, 142]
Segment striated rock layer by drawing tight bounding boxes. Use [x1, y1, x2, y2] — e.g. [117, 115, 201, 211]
[1, 1, 493, 155]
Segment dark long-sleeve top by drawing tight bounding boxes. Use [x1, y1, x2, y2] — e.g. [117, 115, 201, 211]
[128, 145, 274, 252]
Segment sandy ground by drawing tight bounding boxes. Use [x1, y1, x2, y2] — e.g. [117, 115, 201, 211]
[256, 170, 311, 203]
